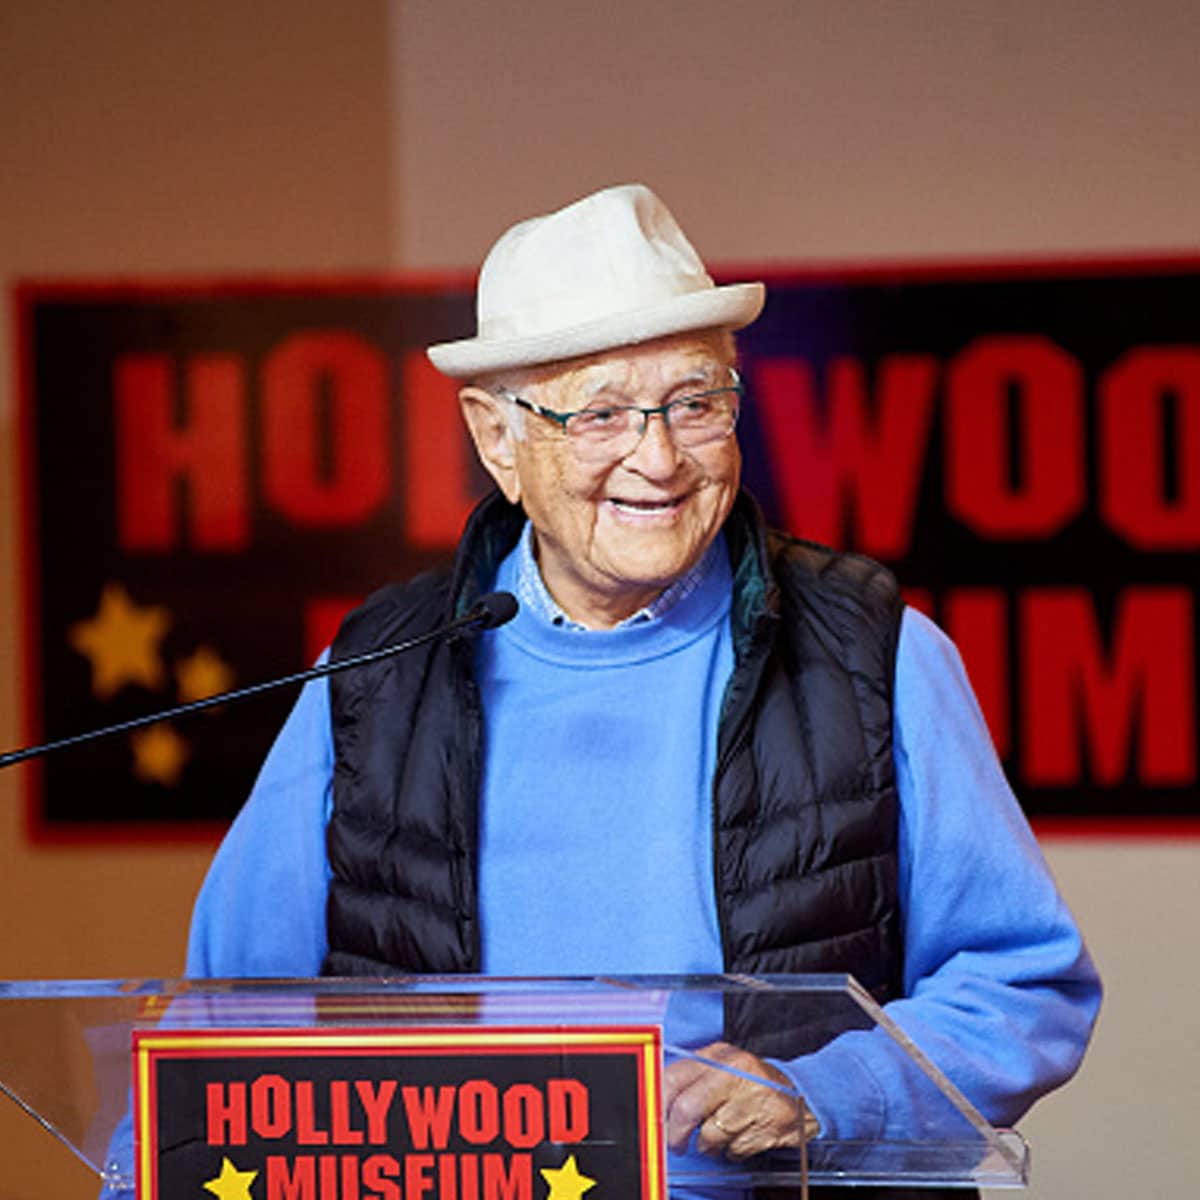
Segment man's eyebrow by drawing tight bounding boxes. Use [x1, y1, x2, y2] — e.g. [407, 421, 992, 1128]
[674, 367, 721, 390]
[582, 375, 622, 400]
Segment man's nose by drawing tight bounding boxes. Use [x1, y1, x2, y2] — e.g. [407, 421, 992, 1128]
[622, 411, 682, 476]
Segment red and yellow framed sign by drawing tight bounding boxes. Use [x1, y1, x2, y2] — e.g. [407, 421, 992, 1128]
[132, 1024, 664, 1200]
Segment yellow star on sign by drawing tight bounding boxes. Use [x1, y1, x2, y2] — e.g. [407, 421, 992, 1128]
[130, 722, 189, 786]
[176, 645, 235, 704]
[203, 1156, 258, 1200]
[68, 582, 170, 698]
[540, 1154, 596, 1200]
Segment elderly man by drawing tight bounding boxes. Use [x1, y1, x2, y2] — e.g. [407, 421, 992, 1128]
[186, 185, 1100, 1187]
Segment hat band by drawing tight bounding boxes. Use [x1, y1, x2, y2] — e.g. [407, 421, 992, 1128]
[478, 273, 714, 341]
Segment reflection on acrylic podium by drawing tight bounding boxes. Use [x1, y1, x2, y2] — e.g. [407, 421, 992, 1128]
[0, 974, 1028, 1198]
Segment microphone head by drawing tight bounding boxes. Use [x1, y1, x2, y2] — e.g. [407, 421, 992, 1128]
[472, 591, 519, 630]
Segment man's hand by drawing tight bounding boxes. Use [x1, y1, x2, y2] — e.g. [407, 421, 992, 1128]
[662, 1041, 819, 1160]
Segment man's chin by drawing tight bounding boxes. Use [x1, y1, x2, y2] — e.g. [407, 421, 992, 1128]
[600, 548, 704, 595]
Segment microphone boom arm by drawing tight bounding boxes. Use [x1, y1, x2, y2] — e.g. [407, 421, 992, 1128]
[0, 592, 517, 770]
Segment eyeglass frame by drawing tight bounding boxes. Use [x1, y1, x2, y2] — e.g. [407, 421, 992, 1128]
[492, 368, 744, 455]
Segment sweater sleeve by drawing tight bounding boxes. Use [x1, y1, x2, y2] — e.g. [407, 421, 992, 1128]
[185, 664, 334, 979]
[774, 607, 1102, 1141]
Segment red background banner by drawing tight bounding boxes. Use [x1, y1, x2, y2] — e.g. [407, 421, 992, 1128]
[16, 261, 1200, 837]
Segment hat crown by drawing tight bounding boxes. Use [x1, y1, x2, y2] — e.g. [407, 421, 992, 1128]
[426, 183, 763, 377]
[476, 184, 715, 341]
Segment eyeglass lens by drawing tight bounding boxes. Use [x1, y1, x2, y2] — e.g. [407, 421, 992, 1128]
[565, 389, 739, 457]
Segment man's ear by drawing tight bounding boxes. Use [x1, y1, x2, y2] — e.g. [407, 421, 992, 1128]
[459, 387, 522, 503]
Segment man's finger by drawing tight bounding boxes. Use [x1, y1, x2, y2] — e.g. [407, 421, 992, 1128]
[665, 1065, 733, 1149]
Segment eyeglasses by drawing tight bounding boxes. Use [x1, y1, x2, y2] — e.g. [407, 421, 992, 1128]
[496, 370, 743, 463]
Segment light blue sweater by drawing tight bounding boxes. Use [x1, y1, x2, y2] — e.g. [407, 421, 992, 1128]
[475, 532, 732, 980]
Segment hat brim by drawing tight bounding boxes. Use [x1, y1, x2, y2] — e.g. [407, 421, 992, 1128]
[426, 282, 765, 379]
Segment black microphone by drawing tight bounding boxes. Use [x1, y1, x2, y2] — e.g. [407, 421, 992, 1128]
[472, 589, 518, 629]
[0, 590, 519, 770]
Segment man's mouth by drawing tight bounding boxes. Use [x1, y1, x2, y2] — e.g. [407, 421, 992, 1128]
[606, 495, 686, 516]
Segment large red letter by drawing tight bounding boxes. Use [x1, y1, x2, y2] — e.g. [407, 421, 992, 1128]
[267, 1156, 315, 1200]
[482, 1153, 532, 1200]
[501, 1084, 545, 1150]
[546, 1079, 589, 1143]
[946, 336, 1083, 538]
[1100, 347, 1200, 549]
[262, 332, 389, 527]
[1022, 587, 1195, 785]
[206, 1081, 247, 1146]
[401, 1085, 456, 1151]
[114, 353, 249, 551]
[401, 349, 478, 549]
[753, 354, 937, 557]
[458, 1081, 500, 1145]
[250, 1074, 292, 1139]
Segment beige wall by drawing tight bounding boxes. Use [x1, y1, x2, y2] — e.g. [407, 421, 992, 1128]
[2, 2, 1198, 1196]
[391, 0, 1200, 268]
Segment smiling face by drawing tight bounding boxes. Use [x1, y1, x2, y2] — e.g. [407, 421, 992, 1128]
[460, 331, 742, 628]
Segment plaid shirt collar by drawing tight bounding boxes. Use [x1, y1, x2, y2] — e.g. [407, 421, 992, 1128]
[514, 521, 719, 631]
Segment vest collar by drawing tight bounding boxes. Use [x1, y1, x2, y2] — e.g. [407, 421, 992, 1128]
[447, 487, 781, 658]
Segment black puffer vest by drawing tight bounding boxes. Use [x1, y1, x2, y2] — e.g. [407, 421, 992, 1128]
[323, 492, 978, 1198]
[325, 488, 904, 1013]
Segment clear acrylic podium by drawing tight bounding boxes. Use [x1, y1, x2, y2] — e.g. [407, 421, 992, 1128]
[0, 974, 1029, 1195]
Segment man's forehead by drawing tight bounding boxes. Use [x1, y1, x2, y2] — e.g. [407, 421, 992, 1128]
[541, 331, 732, 396]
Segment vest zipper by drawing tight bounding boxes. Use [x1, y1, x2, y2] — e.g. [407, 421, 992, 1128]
[455, 637, 486, 972]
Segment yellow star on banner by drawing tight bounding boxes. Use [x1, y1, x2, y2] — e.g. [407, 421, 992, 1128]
[176, 645, 235, 704]
[130, 722, 189, 786]
[540, 1154, 596, 1200]
[68, 582, 170, 698]
[203, 1156, 258, 1200]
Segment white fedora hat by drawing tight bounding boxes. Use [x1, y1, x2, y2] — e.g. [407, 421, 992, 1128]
[426, 183, 765, 378]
